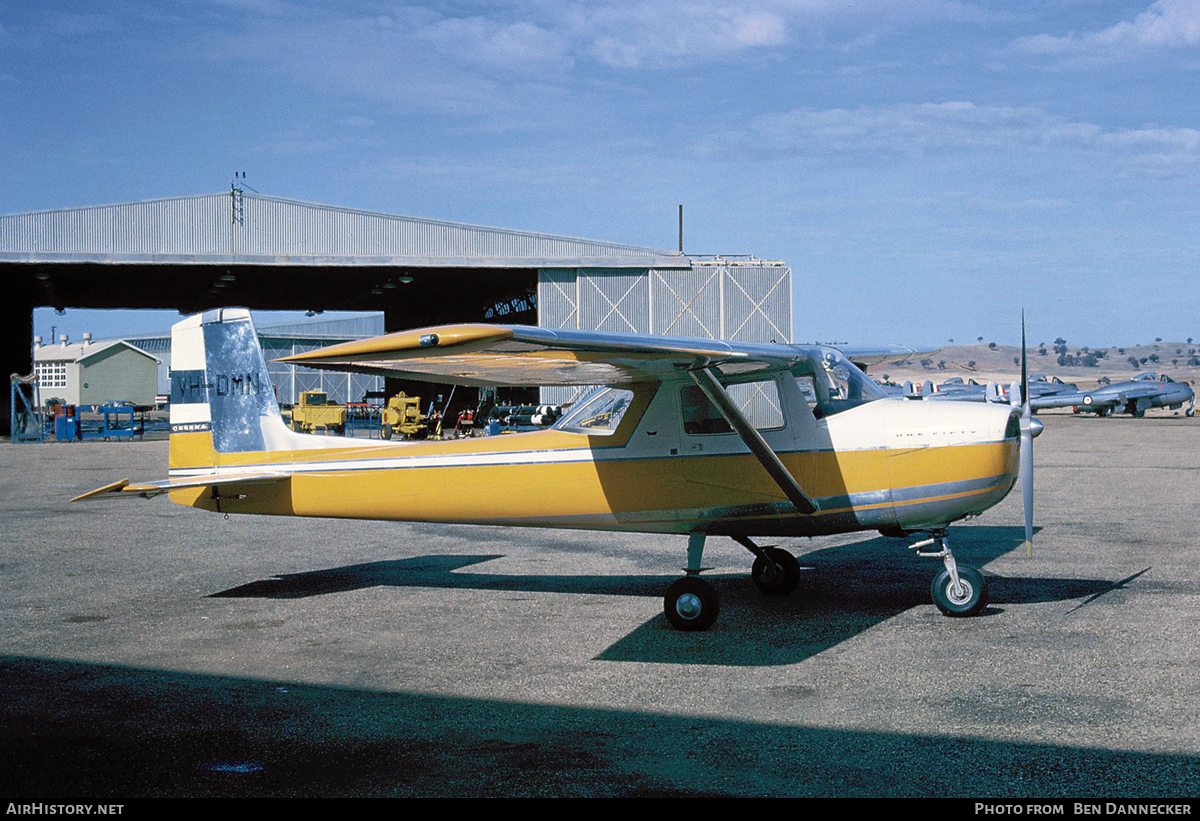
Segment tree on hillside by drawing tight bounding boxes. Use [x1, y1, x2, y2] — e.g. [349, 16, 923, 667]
[988, 341, 997, 350]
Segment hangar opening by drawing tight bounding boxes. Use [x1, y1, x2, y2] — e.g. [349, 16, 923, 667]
[1, 191, 791, 433]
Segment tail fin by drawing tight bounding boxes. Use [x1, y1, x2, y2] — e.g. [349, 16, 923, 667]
[169, 308, 303, 459]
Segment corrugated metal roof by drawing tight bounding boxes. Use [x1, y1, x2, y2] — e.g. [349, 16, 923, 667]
[0, 192, 686, 268]
[33, 339, 160, 364]
[258, 313, 385, 339]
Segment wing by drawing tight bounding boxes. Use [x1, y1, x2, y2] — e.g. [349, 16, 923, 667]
[276, 323, 810, 386]
[1118, 383, 1169, 399]
[836, 344, 933, 369]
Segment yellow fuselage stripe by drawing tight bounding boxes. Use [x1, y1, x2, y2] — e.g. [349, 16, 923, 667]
[168, 431, 1017, 533]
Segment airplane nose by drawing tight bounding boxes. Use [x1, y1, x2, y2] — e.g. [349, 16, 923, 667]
[1030, 417, 1044, 438]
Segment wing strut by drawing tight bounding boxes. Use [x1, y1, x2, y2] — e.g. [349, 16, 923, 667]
[688, 366, 818, 515]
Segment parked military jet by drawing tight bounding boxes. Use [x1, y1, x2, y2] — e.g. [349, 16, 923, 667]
[75, 309, 1041, 630]
[1033, 373, 1195, 417]
[912, 375, 1079, 410]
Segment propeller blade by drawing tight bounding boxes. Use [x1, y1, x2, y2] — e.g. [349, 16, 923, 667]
[1020, 411, 1034, 556]
[1019, 310, 1034, 557]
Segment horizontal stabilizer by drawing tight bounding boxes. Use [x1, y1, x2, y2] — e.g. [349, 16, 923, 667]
[71, 472, 288, 501]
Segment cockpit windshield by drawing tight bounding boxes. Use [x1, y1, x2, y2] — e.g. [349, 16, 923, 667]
[794, 348, 887, 417]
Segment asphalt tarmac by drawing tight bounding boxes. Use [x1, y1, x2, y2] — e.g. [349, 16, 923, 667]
[2, 414, 1197, 798]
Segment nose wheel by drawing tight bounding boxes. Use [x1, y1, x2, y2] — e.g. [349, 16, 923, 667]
[911, 532, 989, 617]
[931, 565, 987, 616]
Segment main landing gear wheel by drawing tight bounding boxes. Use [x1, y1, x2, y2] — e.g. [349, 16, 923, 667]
[931, 566, 987, 617]
[751, 547, 801, 596]
[664, 577, 719, 631]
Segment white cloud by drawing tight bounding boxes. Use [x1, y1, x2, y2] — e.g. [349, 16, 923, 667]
[414, 16, 572, 71]
[692, 101, 1200, 177]
[208, 0, 1006, 84]
[1013, 0, 1200, 60]
[699, 102, 1088, 155]
[573, 3, 789, 68]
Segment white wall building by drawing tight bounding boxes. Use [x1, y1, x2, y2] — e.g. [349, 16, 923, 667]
[33, 335, 160, 407]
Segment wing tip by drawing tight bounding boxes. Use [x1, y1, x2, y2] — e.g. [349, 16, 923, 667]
[70, 479, 131, 502]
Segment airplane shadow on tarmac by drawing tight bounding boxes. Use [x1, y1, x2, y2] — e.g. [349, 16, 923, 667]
[3, 654, 1197, 798]
[211, 525, 1126, 667]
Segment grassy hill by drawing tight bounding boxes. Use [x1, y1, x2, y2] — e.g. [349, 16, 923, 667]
[871, 340, 1200, 392]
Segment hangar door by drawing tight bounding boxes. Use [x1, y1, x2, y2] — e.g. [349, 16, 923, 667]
[538, 260, 792, 405]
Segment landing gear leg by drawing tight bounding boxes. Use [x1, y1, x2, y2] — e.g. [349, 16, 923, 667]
[911, 532, 988, 617]
[664, 533, 719, 631]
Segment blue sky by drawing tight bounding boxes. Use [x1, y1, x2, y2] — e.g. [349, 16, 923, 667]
[3, 0, 1198, 348]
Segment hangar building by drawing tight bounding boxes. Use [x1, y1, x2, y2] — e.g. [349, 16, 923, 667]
[127, 312, 388, 406]
[1, 191, 792, 431]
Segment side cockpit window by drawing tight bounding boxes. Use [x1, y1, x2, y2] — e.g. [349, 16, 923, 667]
[681, 378, 784, 435]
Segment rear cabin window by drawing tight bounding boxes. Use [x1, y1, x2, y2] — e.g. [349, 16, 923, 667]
[554, 387, 634, 435]
[681, 378, 784, 435]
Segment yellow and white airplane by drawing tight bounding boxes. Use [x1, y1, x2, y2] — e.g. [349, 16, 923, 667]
[76, 308, 1039, 630]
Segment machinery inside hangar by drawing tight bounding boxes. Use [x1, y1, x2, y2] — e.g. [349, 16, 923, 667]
[1, 191, 792, 434]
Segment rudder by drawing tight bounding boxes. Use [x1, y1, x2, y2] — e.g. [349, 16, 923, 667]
[169, 308, 291, 457]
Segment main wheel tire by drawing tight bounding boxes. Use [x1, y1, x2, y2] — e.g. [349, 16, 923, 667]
[751, 547, 801, 596]
[931, 566, 987, 617]
[664, 577, 719, 631]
